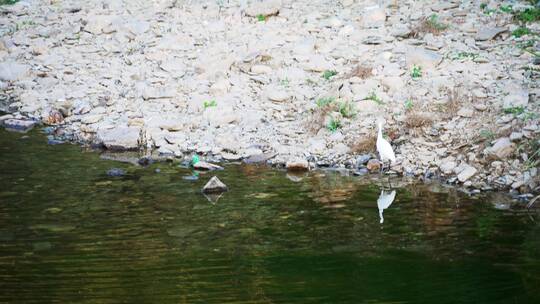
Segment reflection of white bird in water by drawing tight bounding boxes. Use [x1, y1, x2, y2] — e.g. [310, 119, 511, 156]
[377, 190, 396, 224]
[376, 119, 396, 172]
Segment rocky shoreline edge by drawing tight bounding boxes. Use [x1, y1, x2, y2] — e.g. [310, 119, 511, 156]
[0, 113, 538, 204]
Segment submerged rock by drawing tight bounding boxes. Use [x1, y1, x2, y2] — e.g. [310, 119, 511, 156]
[107, 168, 126, 177]
[202, 176, 228, 194]
[2, 119, 37, 133]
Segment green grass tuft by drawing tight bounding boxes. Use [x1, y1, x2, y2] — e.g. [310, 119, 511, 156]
[321, 70, 337, 80]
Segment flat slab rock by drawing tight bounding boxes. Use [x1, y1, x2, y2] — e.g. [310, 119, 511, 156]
[96, 127, 141, 151]
[475, 27, 507, 41]
[2, 118, 37, 132]
[193, 161, 224, 171]
[202, 176, 228, 194]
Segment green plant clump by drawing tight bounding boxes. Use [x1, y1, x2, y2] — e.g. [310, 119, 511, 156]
[327, 118, 342, 132]
[411, 65, 422, 79]
[515, 8, 540, 23]
[203, 100, 217, 109]
[0, 0, 18, 5]
[504, 106, 526, 116]
[316, 97, 335, 108]
[257, 14, 266, 22]
[338, 101, 356, 118]
[426, 14, 448, 31]
[322, 70, 338, 80]
[512, 27, 531, 38]
[366, 92, 383, 105]
[404, 99, 413, 111]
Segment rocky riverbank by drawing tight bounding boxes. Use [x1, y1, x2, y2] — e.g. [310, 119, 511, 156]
[0, 0, 539, 195]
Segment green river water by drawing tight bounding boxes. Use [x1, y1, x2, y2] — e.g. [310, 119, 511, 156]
[0, 128, 539, 303]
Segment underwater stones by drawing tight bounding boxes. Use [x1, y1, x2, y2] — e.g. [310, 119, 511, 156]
[2, 118, 37, 132]
[106, 168, 126, 177]
[202, 176, 228, 193]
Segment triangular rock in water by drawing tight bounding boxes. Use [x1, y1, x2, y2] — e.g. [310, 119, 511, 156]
[202, 176, 228, 194]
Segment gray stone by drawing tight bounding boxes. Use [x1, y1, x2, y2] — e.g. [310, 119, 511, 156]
[439, 161, 457, 175]
[0, 61, 30, 81]
[202, 176, 228, 194]
[362, 6, 386, 28]
[2, 119, 37, 132]
[488, 137, 515, 159]
[406, 48, 442, 69]
[267, 88, 290, 102]
[356, 154, 371, 167]
[97, 127, 141, 151]
[286, 159, 309, 171]
[458, 164, 477, 182]
[244, 0, 281, 17]
[107, 168, 126, 177]
[475, 27, 507, 41]
[503, 90, 529, 108]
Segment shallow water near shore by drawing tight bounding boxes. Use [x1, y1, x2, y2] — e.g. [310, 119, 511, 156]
[0, 128, 539, 303]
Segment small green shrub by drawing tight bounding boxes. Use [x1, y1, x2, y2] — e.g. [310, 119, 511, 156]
[404, 99, 413, 111]
[0, 0, 18, 5]
[411, 65, 422, 79]
[316, 97, 335, 107]
[426, 14, 448, 31]
[504, 106, 525, 115]
[515, 8, 540, 23]
[338, 101, 356, 118]
[322, 70, 337, 80]
[366, 92, 383, 105]
[257, 14, 266, 22]
[512, 27, 531, 38]
[327, 118, 342, 132]
[203, 100, 217, 109]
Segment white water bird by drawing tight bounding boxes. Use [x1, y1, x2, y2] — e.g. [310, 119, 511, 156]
[376, 120, 396, 171]
[377, 190, 396, 224]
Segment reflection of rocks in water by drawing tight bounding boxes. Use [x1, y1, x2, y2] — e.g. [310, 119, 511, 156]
[286, 172, 305, 182]
[100, 151, 141, 165]
[203, 192, 224, 204]
[377, 190, 396, 224]
[308, 171, 359, 204]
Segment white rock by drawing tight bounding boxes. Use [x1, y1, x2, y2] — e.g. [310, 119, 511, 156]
[303, 55, 333, 72]
[406, 47, 443, 69]
[457, 108, 474, 118]
[458, 165, 477, 182]
[202, 176, 228, 194]
[97, 127, 141, 150]
[0, 61, 29, 81]
[251, 65, 272, 74]
[503, 90, 529, 108]
[488, 137, 515, 159]
[440, 161, 457, 175]
[267, 87, 290, 102]
[245, 0, 281, 17]
[362, 6, 386, 28]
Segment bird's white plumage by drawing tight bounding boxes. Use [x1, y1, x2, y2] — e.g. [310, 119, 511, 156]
[376, 121, 396, 163]
[377, 190, 396, 224]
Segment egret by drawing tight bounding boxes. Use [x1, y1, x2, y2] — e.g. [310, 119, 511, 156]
[377, 190, 396, 224]
[376, 120, 396, 172]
